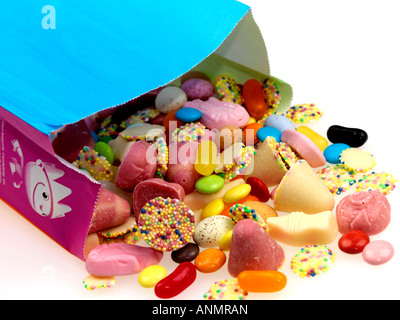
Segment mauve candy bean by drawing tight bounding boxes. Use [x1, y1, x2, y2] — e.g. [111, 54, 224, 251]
[85, 243, 163, 277]
[362, 240, 394, 265]
[181, 78, 214, 101]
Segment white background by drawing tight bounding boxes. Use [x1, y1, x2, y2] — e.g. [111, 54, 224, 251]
[0, 0, 399, 300]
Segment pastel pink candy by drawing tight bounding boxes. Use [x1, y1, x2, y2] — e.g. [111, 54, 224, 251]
[228, 219, 285, 277]
[281, 129, 325, 168]
[88, 187, 131, 234]
[167, 141, 202, 194]
[132, 178, 185, 218]
[336, 190, 391, 235]
[85, 243, 163, 276]
[183, 97, 250, 129]
[115, 140, 157, 191]
[362, 240, 394, 265]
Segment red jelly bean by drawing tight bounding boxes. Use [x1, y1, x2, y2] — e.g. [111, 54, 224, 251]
[242, 79, 267, 119]
[338, 230, 370, 254]
[154, 262, 197, 299]
[246, 176, 270, 202]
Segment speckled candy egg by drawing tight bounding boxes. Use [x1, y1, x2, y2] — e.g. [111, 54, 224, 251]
[155, 86, 188, 114]
[181, 78, 215, 101]
[193, 215, 234, 248]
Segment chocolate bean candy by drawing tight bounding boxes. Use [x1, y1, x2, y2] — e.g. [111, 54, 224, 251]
[171, 243, 200, 263]
[327, 125, 368, 147]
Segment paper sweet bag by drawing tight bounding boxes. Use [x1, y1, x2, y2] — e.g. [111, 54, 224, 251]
[0, 0, 292, 260]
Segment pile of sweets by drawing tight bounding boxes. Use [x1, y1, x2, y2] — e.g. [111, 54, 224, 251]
[52, 71, 397, 298]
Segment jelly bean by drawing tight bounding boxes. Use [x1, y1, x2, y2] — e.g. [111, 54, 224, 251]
[195, 140, 217, 176]
[257, 126, 282, 143]
[195, 174, 225, 194]
[242, 79, 267, 119]
[218, 230, 233, 251]
[94, 141, 115, 165]
[246, 176, 270, 202]
[138, 265, 168, 288]
[362, 240, 394, 265]
[223, 183, 251, 204]
[194, 248, 226, 273]
[323, 143, 350, 164]
[338, 230, 370, 254]
[154, 262, 197, 299]
[237, 270, 287, 293]
[202, 198, 225, 219]
[175, 107, 202, 123]
[243, 122, 262, 145]
[297, 125, 328, 152]
[327, 125, 368, 148]
[171, 243, 200, 263]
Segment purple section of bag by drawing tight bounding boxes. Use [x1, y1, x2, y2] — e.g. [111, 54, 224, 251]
[0, 106, 100, 260]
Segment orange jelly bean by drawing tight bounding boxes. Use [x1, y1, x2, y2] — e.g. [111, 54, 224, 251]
[237, 270, 287, 293]
[242, 79, 267, 119]
[194, 248, 226, 273]
[243, 122, 263, 145]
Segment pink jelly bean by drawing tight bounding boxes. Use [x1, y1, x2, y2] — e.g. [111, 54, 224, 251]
[362, 240, 394, 265]
[154, 262, 197, 299]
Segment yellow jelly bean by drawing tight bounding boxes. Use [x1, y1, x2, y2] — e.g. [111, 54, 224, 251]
[246, 117, 256, 125]
[297, 125, 329, 152]
[195, 140, 218, 176]
[219, 229, 233, 251]
[202, 198, 225, 219]
[223, 183, 251, 204]
[138, 265, 168, 288]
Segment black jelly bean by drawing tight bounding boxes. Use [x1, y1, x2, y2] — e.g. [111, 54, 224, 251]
[327, 125, 368, 147]
[171, 243, 200, 263]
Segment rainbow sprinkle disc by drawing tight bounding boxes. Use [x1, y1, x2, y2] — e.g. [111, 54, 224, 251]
[138, 197, 195, 252]
[214, 75, 242, 105]
[119, 123, 165, 142]
[291, 245, 335, 278]
[83, 274, 115, 291]
[152, 136, 169, 178]
[258, 78, 281, 123]
[355, 172, 397, 195]
[286, 103, 322, 124]
[100, 215, 137, 238]
[339, 148, 376, 173]
[120, 107, 160, 129]
[204, 278, 248, 300]
[218, 145, 256, 182]
[317, 165, 356, 195]
[73, 146, 113, 181]
[229, 203, 268, 231]
[171, 122, 206, 143]
[267, 136, 298, 171]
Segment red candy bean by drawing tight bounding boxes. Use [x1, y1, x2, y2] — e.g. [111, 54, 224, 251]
[338, 230, 370, 254]
[246, 176, 270, 202]
[154, 262, 197, 299]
